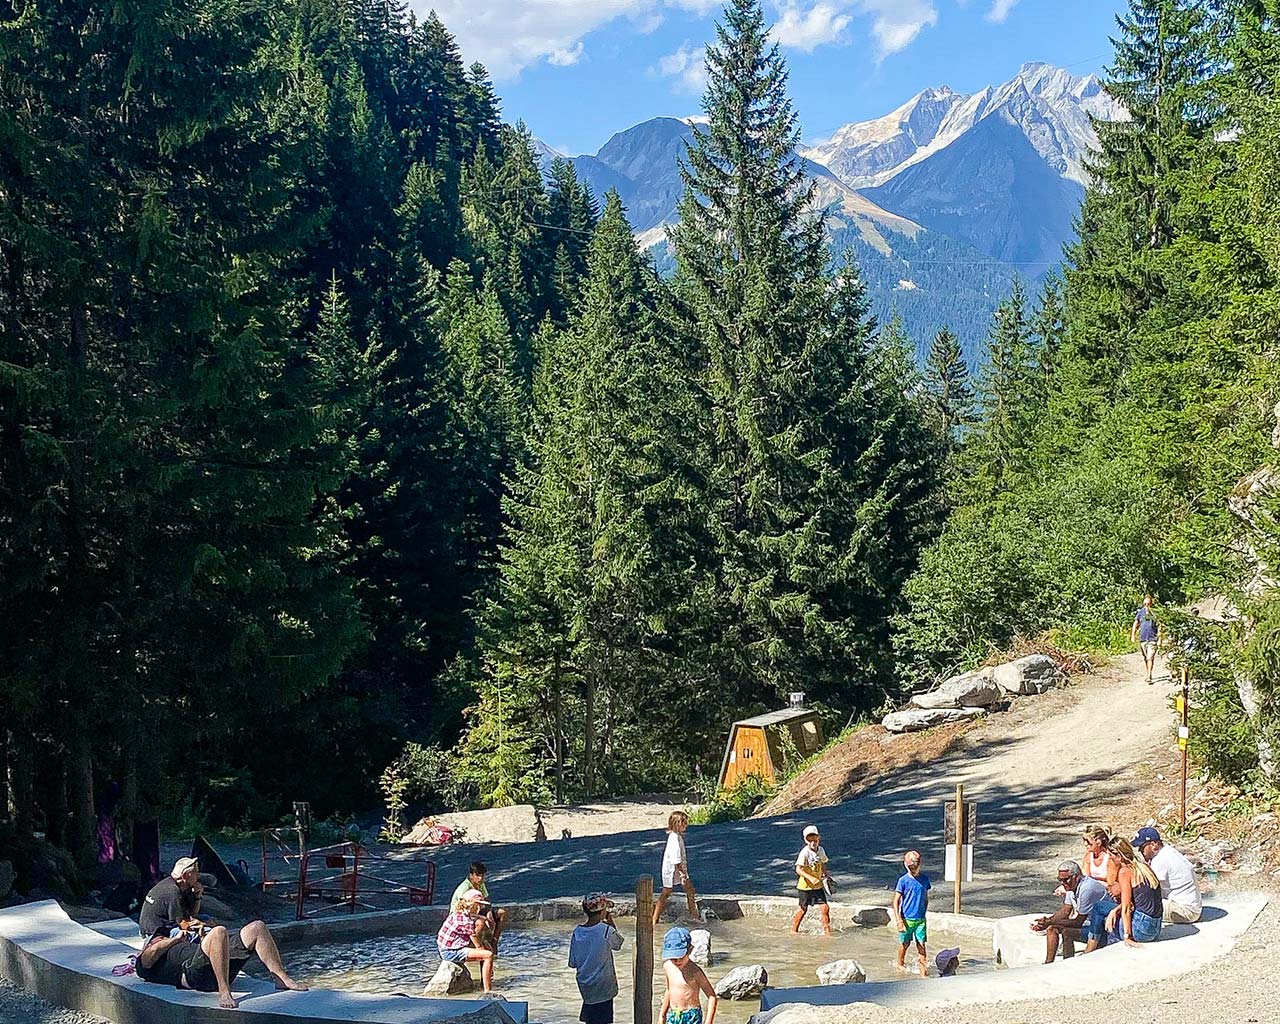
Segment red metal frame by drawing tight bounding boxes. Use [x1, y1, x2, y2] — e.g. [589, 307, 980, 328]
[260, 832, 436, 920]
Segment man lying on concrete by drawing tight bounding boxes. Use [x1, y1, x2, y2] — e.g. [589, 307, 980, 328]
[140, 857, 211, 936]
[137, 919, 308, 1009]
[1030, 860, 1109, 962]
[1135, 826, 1202, 924]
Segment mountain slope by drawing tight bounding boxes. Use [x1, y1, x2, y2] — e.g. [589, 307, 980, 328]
[862, 111, 1086, 269]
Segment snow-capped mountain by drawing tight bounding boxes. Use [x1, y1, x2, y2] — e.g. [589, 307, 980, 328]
[802, 62, 1124, 189]
[531, 63, 1118, 364]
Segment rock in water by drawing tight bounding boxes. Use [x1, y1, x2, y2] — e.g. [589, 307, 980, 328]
[853, 907, 890, 926]
[991, 654, 1064, 694]
[690, 928, 712, 966]
[424, 959, 474, 995]
[816, 958, 866, 984]
[715, 964, 769, 999]
[881, 707, 984, 733]
[911, 669, 1002, 709]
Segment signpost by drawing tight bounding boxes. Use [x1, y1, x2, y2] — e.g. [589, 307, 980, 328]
[943, 785, 977, 912]
[1178, 665, 1190, 828]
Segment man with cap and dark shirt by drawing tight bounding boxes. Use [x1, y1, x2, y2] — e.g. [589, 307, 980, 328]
[136, 857, 307, 1008]
[1135, 826, 1202, 923]
[1030, 860, 1109, 962]
[139, 856, 203, 937]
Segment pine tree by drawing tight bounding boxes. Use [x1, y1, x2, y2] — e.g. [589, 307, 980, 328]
[669, 0, 941, 708]
[925, 326, 973, 448]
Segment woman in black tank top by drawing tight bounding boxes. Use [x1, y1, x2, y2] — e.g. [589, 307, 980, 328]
[1104, 837, 1163, 946]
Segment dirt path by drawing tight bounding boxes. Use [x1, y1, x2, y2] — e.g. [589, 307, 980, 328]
[161, 654, 1178, 918]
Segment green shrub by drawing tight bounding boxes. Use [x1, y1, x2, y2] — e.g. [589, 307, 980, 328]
[688, 775, 774, 825]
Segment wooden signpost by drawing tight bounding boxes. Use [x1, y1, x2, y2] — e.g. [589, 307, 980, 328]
[635, 875, 654, 1024]
[944, 785, 977, 912]
[1179, 665, 1190, 828]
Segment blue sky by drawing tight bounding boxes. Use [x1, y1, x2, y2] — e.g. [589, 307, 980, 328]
[414, 0, 1126, 156]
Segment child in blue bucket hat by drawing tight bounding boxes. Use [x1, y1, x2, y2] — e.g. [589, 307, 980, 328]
[658, 926, 717, 1024]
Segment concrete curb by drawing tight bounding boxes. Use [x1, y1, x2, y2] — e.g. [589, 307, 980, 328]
[758, 893, 1268, 1013]
[0, 901, 528, 1024]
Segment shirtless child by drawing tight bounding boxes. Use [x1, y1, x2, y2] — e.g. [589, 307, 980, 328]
[659, 926, 718, 1024]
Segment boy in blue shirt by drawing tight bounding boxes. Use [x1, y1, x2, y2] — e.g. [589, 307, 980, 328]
[893, 850, 931, 977]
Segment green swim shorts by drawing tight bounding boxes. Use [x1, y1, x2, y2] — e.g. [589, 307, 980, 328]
[899, 918, 927, 944]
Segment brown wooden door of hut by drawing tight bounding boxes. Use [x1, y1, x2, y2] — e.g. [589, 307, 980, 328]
[725, 726, 770, 788]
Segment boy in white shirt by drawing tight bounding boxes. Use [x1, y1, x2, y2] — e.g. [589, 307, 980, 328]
[790, 824, 833, 935]
[569, 893, 624, 1024]
[653, 811, 699, 924]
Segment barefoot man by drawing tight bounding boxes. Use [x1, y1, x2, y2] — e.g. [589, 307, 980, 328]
[136, 919, 306, 1008]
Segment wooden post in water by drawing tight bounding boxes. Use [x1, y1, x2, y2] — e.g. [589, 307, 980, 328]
[635, 875, 654, 1024]
[954, 783, 965, 914]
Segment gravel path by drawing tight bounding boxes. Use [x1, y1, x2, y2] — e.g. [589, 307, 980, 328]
[0, 981, 109, 1024]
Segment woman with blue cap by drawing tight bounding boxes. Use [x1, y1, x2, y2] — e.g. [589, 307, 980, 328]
[658, 926, 717, 1024]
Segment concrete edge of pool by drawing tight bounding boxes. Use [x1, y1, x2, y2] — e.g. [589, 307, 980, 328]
[756, 892, 1269, 1016]
[0, 900, 528, 1024]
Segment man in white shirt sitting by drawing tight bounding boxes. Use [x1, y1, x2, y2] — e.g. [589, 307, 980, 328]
[1134, 826, 1202, 924]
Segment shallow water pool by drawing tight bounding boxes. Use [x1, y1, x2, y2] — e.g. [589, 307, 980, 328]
[278, 915, 996, 1023]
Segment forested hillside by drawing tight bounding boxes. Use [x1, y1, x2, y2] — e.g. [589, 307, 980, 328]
[2, 0, 1278, 871]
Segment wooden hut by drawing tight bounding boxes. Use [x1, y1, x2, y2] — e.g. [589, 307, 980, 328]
[717, 708, 825, 789]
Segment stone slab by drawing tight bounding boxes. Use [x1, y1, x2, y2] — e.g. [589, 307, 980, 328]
[758, 894, 1266, 1012]
[0, 900, 527, 1024]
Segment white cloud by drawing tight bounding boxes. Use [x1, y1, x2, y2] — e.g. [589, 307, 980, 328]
[986, 0, 1019, 22]
[548, 41, 585, 66]
[414, 1, 937, 81]
[652, 41, 711, 95]
[772, 3, 853, 51]
[856, 0, 938, 57]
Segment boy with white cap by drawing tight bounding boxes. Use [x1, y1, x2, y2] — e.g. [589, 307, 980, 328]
[568, 893, 624, 1024]
[659, 926, 717, 1024]
[790, 824, 832, 935]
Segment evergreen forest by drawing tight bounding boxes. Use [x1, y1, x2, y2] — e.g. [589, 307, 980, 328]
[2, 0, 1280, 875]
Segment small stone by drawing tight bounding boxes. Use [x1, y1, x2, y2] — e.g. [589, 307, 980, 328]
[853, 907, 890, 927]
[690, 928, 713, 966]
[715, 964, 769, 999]
[816, 958, 866, 984]
[424, 959, 474, 995]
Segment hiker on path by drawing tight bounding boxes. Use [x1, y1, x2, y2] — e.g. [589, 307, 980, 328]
[1134, 826, 1201, 924]
[451, 860, 506, 950]
[653, 811, 698, 925]
[790, 824, 833, 935]
[569, 893, 624, 1024]
[1132, 594, 1162, 684]
[137, 918, 307, 1009]
[1030, 860, 1108, 962]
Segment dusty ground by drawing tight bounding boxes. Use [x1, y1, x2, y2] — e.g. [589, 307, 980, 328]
[538, 795, 688, 840]
[0, 980, 107, 1024]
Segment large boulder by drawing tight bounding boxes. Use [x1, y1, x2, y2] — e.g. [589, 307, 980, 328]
[910, 669, 1002, 709]
[404, 804, 542, 845]
[690, 928, 713, 966]
[816, 958, 866, 984]
[881, 707, 984, 733]
[750, 1009, 878, 1024]
[853, 907, 890, 927]
[991, 654, 1064, 695]
[715, 964, 768, 999]
[424, 959, 474, 995]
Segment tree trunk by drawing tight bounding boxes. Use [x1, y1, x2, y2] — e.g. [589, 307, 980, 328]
[11, 731, 34, 834]
[583, 672, 596, 798]
[68, 733, 97, 868]
[552, 660, 565, 804]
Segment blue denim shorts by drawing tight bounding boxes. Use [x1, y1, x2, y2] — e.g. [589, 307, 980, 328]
[440, 947, 469, 964]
